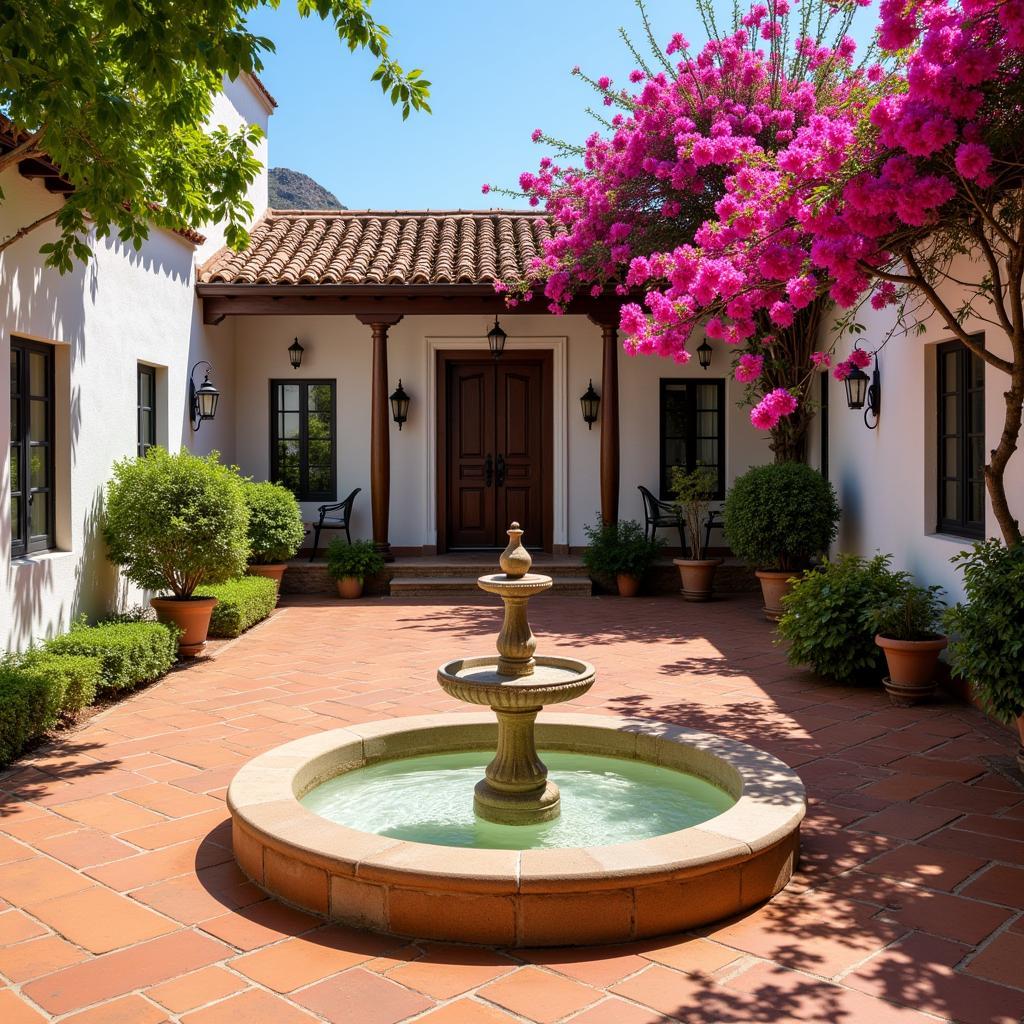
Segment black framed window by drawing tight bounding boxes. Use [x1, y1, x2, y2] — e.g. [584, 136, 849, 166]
[137, 364, 156, 457]
[937, 339, 985, 537]
[270, 380, 337, 501]
[659, 378, 726, 499]
[10, 338, 55, 556]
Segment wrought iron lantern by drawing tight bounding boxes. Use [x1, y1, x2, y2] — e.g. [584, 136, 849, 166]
[580, 379, 600, 429]
[843, 365, 870, 410]
[189, 361, 220, 430]
[390, 379, 411, 430]
[487, 316, 508, 359]
[288, 337, 304, 369]
[697, 339, 713, 370]
[844, 353, 881, 430]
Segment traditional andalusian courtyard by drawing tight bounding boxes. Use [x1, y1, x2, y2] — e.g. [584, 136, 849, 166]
[0, 594, 1020, 1024]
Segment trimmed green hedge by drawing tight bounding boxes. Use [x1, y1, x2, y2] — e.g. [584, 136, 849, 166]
[45, 621, 178, 693]
[0, 653, 103, 766]
[196, 576, 278, 638]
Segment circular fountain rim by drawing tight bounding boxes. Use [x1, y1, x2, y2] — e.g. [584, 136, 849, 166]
[228, 712, 805, 945]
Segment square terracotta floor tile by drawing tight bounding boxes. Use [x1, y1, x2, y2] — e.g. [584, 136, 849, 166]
[959, 864, 1024, 909]
[412, 1000, 522, 1023]
[859, 842, 987, 892]
[59, 993, 169, 1024]
[563, 996, 671, 1024]
[33, 828, 137, 869]
[385, 944, 516, 998]
[180, 988, 319, 1023]
[147, 965, 249, 1013]
[637, 936, 743, 976]
[292, 967, 434, 1024]
[231, 930, 378, 991]
[0, 933, 90, 981]
[0, 988, 46, 1024]
[0, 907, 47, 945]
[877, 887, 1013, 944]
[609, 963, 718, 1017]
[131, 870, 263, 925]
[198, 899, 323, 950]
[0, 855, 93, 906]
[54, 795, 166, 833]
[853, 804, 963, 841]
[479, 966, 602, 1023]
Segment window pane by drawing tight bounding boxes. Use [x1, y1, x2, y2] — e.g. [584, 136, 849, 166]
[30, 399, 48, 442]
[969, 354, 985, 388]
[697, 411, 718, 437]
[943, 479, 959, 517]
[30, 446, 49, 489]
[308, 465, 331, 494]
[11, 497, 21, 542]
[696, 384, 719, 410]
[277, 384, 300, 412]
[278, 411, 300, 440]
[308, 384, 332, 411]
[943, 436, 958, 471]
[308, 438, 332, 466]
[10, 398, 19, 441]
[697, 439, 718, 467]
[29, 352, 47, 396]
[140, 409, 152, 446]
[276, 441, 301, 493]
[943, 394, 958, 429]
[10, 444, 19, 493]
[309, 410, 332, 438]
[969, 481, 985, 524]
[30, 496, 49, 538]
[140, 369, 153, 407]
[10, 350, 19, 395]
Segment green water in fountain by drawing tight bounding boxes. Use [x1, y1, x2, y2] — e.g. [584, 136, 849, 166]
[300, 750, 735, 850]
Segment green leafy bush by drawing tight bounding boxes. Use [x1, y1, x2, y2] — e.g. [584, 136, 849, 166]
[946, 540, 1024, 724]
[326, 539, 385, 581]
[19, 652, 103, 716]
[724, 463, 840, 571]
[197, 576, 279, 638]
[777, 554, 906, 683]
[45, 621, 178, 693]
[243, 480, 305, 564]
[870, 582, 946, 641]
[582, 517, 664, 579]
[104, 447, 250, 597]
[0, 662, 65, 767]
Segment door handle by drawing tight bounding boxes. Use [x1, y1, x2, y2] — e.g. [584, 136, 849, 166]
[496, 454, 506, 487]
[484, 454, 493, 487]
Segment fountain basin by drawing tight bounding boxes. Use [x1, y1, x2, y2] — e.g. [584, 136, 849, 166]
[437, 654, 595, 708]
[228, 712, 805, 946]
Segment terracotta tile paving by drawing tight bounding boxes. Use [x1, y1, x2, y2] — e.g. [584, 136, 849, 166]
[0, 594, 1021, 1022]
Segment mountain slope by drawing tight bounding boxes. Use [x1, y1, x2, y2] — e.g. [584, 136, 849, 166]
[268, 167, 345, 211]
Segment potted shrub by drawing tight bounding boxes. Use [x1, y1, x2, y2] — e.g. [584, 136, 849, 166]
[724, 462, 840, 620]
[669, 465, 722, 601]
[582, 517, 663, 596]
[871, 580, 947, 706]
[104, 448, 249, 656]
[326, 538, 385, 598]
[946, 540, 1024, 771]
[243, 480, 305, 595]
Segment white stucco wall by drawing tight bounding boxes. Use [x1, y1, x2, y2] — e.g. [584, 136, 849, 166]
[0, 77, 269, 650]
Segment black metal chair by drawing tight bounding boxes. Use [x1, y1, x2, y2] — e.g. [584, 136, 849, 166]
[704, 508, 724, 554]
[309, 487, 361, 562]
[638, 485, 685, 550]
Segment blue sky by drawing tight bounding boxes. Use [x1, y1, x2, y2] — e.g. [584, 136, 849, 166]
[247, 1, 874, 211]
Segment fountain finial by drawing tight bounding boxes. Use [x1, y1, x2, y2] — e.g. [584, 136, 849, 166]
[499, 522, 531, 579]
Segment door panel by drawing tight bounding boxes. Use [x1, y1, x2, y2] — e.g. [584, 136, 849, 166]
[496, 363, 544, 544]
[447, 362, 496, 547]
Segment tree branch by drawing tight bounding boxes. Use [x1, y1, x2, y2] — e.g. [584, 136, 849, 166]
[974, 225, 1014, 337]
[0, 208, 61, 255]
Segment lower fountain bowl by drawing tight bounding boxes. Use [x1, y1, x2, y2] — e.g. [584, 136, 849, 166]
[227, 712, 806, 947]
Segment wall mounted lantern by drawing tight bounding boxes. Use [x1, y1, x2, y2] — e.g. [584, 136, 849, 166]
[288, 337, 304, 370]
[844, 353, 881, 429]
[580, 379, 600, 429]
[487, 316, 508, 359]
[697, 339, 713, 370]
[390, 379, 411, 430]
[189, 361, 220, 431]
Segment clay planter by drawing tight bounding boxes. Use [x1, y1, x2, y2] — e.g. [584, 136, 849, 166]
[335, 576, 364, 599]
[616, 573, 641, 597]
[247, 563, 286, 598]
[875, 634, 948, 707]
[150, 596, 218, 658]
[673, 558, 723, 602]
[755, 570, 795, 622]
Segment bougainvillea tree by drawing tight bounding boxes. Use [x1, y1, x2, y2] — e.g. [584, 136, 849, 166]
[487, 0, 879, 461]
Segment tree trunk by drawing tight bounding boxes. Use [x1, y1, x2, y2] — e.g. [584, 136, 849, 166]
[987, 367, 1024, 547]
[770, 407, 812, 463]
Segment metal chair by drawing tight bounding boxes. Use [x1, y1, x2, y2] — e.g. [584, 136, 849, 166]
[309, 487, 361, 562]
[704, 508, 724, 554]
[637, 485, 685, 550]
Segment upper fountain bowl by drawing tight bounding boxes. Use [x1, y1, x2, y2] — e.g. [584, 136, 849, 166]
[438, 654, 595, 710]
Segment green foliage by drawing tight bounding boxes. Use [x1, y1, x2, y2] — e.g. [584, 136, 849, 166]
[326, 539, 385, 581]
[870, 582, 945, 642]
[0, 1, 430, 270]
[945, 540, 1024, 724]
[670, 464, 717, 560]
[724, 463, 840, 570]
[19, 651, 102, 716]
[104, 448, 250, 597]
[0, 661, 64, 767]
[582, 517, 664, 579]
[45, 621, 178, 694]
[243, 480, 305, 563]
[777, 554, 906, 683]
[197, 576, 279, 638]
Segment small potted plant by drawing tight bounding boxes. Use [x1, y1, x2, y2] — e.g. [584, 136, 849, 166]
[104, 448, 249, 656]
[724, 463, 840, 620]
[582, 517, 663, 596]
[243, 480, 305, 596]
[871, 578, 947, 706]
[326, 538, 385, 598]
[670, 465, 722, 601]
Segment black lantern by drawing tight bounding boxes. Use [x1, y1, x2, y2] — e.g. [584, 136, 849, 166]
[189, 361, 220, 430]
[487, 316, 508, 359]
[843, 365, 870, 410]
[580, 379, 600, 429]
[843, 352, 881, 429]
[697, 339, 713, 370]
[288, 337, 304, 369]
[390, 379, 411, 430]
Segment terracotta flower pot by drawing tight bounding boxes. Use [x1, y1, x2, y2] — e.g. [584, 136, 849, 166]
[150, 596, 218, 658]
[616, 574, 641, 597]
[336, 576, 364, 599]
[673, 558, 723, 602]
[247, 563, 286, 599]
[875, 634, 948, 707]
[755, 570, 794, 622]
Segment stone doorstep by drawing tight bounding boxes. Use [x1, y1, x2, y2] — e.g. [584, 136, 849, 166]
[389, 577, 594, 597]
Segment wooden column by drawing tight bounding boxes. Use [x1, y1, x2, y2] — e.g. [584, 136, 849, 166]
[591, 315, 620, 525]
[357, 314, 403, 560]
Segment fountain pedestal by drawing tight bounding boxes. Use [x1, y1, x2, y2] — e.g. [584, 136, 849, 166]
[437, 524, 595, 825]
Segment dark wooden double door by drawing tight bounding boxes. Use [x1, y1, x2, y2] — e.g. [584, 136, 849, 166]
[441, 352, 552, 550]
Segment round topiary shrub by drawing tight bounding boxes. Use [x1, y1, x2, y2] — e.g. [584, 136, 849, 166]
[104, 448, 250, 597]
[724, 462, 840, 571]
[777, 554, 906, 683]
[243, 481, 305, 564]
